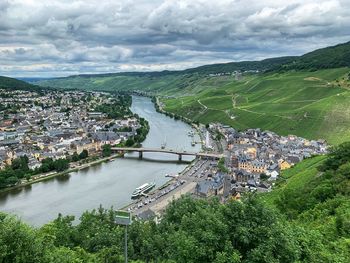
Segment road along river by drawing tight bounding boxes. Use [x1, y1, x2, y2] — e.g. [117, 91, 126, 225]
[0, 96, 201, 226]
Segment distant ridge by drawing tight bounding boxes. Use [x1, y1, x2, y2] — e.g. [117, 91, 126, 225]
[0, 76, 41, 91]
[274, 41, 350, 71]
[46, 40, 350, 80]
[65, 56, 297, 79]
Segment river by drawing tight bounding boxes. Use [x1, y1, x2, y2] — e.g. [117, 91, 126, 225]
[0, 96, 201, 226]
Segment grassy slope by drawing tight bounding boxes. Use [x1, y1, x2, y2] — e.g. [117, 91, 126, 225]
[260, 154, 350, 261]
[37, 68, 350, 145]
[261, 155, 326, 207]
[163, 68, 350, 144]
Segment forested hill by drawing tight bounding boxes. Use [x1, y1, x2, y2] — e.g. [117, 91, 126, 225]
[39, 40, 349, 80]
[0, 76, 41, 91]
[180, 56, 297, 74]
[274, 41, 350, 71]
[35, 40, 350, 92]
[187, 41, 350, 74]
[1, 143, 350, 262]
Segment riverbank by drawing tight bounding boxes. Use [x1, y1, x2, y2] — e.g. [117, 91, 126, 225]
[124, 156, 217, 218]
[0, 96, 194, 195]
[0, 153, 124, 194]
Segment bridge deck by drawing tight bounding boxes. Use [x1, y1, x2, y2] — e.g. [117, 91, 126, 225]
[111, 147, 223, 158]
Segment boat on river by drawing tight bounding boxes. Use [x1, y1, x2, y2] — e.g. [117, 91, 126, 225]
[131, 182, 156, 199]
[161, 136, 166, 149]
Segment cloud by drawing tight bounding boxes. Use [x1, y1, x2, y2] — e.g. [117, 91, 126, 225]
[0, 0, 349, 77]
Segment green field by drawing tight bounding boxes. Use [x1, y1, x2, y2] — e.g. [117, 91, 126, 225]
[163, 68, 350, 144]
[261, 155, 326, 207]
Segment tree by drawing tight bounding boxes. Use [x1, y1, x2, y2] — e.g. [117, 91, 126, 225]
[0, 213, 44, 263]
[72, 152, 80, 162]
[53, 159, 69, 172]
[79, 150, 89, 160]
[102, 144, 112, 157]
[125, 138, 135, 147]
[11, 156, 29, 172]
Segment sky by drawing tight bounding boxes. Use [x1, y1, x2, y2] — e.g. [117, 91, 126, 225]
[1, 0, 350, 78]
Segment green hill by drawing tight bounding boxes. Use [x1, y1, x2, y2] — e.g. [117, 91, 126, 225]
[163, 68, 350, 144]
[181, 56, 297, 74]
[36, 41, 350, 91]
[0, 75, 41, 91]
[275, 41, 350, 71]
[260, 142, 350, 261]
[36, 41, 350, 144]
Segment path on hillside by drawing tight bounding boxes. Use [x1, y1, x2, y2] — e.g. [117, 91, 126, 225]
[231, 94, 265, 116]
[197, 99, 208, 110]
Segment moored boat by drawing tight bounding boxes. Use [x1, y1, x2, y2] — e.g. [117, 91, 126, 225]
[131, 182, 156, 199]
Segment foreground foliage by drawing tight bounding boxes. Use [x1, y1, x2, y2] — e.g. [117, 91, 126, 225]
[2, 143, 350, 262]
[0, 197, 306, 263]
[262, 142, 350, 262]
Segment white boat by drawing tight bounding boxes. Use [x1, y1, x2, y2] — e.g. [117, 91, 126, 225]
[161, 136, 166, 149]
[131, 182, 156, 199]
[165, 173, 179, 178]
[188, 130, 194, 137]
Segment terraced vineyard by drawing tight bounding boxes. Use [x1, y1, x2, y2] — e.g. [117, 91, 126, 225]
[163, 68, 350, 144]
[36, 41, 350, 145]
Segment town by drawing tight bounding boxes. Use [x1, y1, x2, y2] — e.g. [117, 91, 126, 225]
[0, 88, 329, 218]
[128, 121, 328, 220]
[0, 89, 148, 188]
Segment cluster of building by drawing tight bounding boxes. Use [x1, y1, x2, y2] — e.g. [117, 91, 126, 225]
[0, 89, 140, 170]
[213, 124, 328, 192]
[192, 124, 328, 201]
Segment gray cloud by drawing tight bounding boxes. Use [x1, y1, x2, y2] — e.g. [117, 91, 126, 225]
[0, 0, 350, 77]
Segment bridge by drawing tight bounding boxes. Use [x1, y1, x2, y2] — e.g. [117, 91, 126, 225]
[111, 147, 224, 161]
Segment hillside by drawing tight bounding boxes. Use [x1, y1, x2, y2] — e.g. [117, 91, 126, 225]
[181, 56, 297, 75]
[275, 41, 350, 71]
[261, 142, 350, 261]
[36, 41, 350, 91]
[36, 41, 350, 144]
[0, 76, 41, 91]
[163, 68, 350, 144]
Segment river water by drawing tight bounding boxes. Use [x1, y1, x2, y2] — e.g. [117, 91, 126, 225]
[0, 96, 201, 226]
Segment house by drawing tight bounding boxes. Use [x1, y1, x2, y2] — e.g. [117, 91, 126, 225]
[238, 156, 252, 171]
[88, 112, 106, 119]
[268, 171, 279, 181]
[195, 181, 215, 197]
[245, 147, 257, 159]
[279, 159, 292, 170]
[71, 139, 100, 154]
[136, 209, 156, 221]
[232, 192, 241, 201]
[250, 160, 267, 174]
[92, 132, 121, 145]
[28, 158, 41, 170]
[195, 173, 225, 197]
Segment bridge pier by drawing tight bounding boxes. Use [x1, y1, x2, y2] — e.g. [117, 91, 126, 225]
[178, 154, 182, 161]
[139, 151, 143, 159]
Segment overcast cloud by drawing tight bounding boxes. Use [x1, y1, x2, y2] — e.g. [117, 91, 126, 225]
[0, 0, 350, 77]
